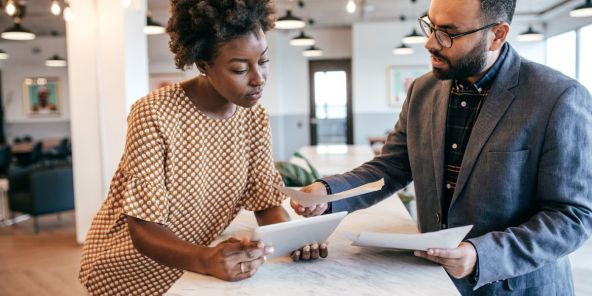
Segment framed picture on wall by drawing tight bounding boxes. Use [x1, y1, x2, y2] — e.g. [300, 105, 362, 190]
[149, 72, 186, 91]
[387, 66, 429, 107]
[22, 77, 61, 116]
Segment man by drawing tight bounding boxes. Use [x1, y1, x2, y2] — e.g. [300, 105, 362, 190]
[292, 0, 592, 294]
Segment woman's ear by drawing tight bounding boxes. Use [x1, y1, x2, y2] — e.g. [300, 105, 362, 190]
[196, 61, 208, 76]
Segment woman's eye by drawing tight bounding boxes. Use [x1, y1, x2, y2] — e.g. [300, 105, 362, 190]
[233, 69, 248, 74]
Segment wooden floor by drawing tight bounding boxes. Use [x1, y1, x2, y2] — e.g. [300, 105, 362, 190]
[0, 212, 591, 296]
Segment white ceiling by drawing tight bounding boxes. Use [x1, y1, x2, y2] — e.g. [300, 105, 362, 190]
[0, 0, 581, 37]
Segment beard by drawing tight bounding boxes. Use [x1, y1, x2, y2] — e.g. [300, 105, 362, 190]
[430, 37, 489, 81]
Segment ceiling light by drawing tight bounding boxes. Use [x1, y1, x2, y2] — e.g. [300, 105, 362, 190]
[144, 12, 165, 35]
[346, 0, 356, 14]
[392, 43, 414, 55]
[0, 49, 8, 60]
[275, 10, 306, 30]
[402, 28, 427, 44]
[517, 26, 544, 42]
[45, 54, 67, 67]
[290, 31, 315, 46]
[5, 0, 16, 16]
[570, 0, 592, 17]
[63, 2, 73, 21]
[50, 0, 61, 16]
[303, 45, 323, 57]
[1, 20, 36, 41]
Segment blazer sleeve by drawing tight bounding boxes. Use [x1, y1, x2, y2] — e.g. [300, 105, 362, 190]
[323, 81, 415, 213]
[468, 84, 592, 289]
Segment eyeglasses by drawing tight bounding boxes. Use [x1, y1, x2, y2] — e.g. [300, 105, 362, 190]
[418, 15, 499, 48]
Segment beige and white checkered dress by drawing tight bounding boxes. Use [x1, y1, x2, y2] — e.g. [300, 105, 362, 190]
[79, 83, 285, 295]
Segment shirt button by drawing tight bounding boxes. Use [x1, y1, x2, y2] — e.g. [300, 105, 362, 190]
[446, 183, 452, 189]
[460, 101, 467, 107]
[452, 143, 458, 150]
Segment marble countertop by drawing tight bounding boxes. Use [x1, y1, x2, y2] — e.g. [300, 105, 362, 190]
[166, 196, 459, 296]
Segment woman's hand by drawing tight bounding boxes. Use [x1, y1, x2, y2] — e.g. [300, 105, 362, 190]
[204, 237, 274, 281]
[291, 242, 329, 261]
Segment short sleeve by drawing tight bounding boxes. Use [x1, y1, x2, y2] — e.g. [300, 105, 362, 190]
[120, 99, 170, 224]
[242, 106, 286, 211]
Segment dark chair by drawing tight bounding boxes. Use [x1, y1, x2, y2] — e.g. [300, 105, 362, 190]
[22, 135, 33, 142]
[0, 145, 10, 177]
[44, 138, 69, 161]
[15, 141, 43, 167]
[8, 165, 75, 233]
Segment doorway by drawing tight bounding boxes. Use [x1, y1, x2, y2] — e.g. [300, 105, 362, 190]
[308, 59, 353, 145]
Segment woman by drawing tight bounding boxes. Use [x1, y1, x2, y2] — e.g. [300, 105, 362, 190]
[79, 1, 326, 294]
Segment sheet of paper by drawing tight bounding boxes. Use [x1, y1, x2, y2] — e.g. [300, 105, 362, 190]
[347, 225, 473, 251]
[275, 179, 385, 207]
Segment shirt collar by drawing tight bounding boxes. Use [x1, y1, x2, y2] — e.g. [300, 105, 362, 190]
[456, 42, 509, 92]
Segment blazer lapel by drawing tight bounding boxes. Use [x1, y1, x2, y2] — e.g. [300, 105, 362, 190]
[432, 80, 452, 206]
[450, 45, 521, 204]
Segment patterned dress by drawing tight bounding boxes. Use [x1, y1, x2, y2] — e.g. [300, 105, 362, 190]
[79, 83, 285, 295]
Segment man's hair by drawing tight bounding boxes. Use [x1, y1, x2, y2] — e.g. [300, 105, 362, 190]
[167, 0, 276, 70]
[479, 0, 516, 24]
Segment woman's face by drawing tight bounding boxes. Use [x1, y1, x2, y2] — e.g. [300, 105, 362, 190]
[200, 29, 269, 108]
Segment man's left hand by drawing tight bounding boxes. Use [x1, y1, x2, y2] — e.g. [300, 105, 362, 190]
[414, 242, 477, 279]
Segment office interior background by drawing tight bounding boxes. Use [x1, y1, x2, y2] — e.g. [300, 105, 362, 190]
[0, 0, 591, 295]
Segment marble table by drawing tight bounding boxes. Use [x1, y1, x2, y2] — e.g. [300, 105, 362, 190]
[296, 145, 376, 177]
[166, 196, 459, 296]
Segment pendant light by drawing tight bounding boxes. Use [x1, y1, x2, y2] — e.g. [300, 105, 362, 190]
[570, 0, 592, 17]
[517, 26, 544, 42]
[290, 31, 315, 46]
[1, 18, 35, 41]
[45, 54, 67, 67]
[275, 10, 306, 30]
[302, 45, 323, 57]
[144, 11, 165, 35]
[0, 49, 8, 60]
[392, 43, 414, 55]
[402, 28, 427, 44]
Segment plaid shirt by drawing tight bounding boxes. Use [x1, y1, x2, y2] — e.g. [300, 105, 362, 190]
[441, 44, 509, 227]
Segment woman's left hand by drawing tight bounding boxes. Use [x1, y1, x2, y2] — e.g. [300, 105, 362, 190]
[290, 242, 328, 261]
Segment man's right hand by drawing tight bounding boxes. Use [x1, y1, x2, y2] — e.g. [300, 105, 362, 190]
[203, 237, 273, 281]
[290, 182, 329, 217]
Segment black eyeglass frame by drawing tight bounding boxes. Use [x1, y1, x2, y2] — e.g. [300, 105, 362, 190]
[418, 15, 500, 48]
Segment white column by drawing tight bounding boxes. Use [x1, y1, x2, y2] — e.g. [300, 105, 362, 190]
[66, 0, 149, 243]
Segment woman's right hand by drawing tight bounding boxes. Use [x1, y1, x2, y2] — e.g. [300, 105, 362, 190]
[203, 237, 273, 281]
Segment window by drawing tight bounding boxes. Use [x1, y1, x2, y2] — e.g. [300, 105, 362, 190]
[579, 24, 592, 92]
[546, 31, 577, 79]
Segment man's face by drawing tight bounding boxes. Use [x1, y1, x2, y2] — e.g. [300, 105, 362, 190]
[424, 0, 492, 81]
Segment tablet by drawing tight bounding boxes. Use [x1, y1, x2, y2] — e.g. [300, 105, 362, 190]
[252, 211, 347, 259]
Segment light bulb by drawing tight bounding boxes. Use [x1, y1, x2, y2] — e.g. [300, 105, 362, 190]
[5, 0, 16, 16]
[51, 0, 61, 16]
[346, 0, 356, 14]
[63, 5, 73, 21]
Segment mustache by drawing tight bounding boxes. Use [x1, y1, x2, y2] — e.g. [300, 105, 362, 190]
[429, 50, 450, 63]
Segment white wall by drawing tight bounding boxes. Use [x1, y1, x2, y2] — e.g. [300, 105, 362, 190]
[0, 36, 71, 141]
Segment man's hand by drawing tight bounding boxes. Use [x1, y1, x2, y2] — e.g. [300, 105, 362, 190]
[290, 182, 328, 217]
[413, 242, 477, 279]
[290, 242, 329, 261]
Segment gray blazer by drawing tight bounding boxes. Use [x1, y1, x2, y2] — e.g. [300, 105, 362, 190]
[324, 44, 592, 295]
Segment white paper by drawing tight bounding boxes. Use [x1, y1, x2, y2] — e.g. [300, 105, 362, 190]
[347, 225, 473, 251]
[275, 179, 385, 207]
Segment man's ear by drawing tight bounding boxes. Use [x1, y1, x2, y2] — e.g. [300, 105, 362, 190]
[490, 22, 510, 51]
